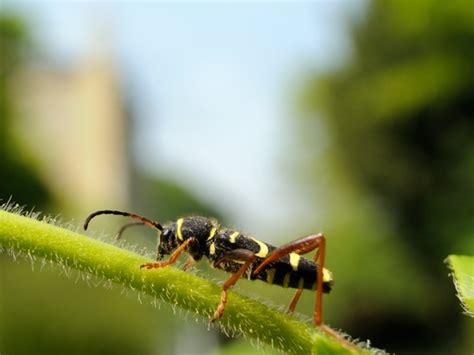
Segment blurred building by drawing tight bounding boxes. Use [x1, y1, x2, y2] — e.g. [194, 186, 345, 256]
[12, 51, 130, 215]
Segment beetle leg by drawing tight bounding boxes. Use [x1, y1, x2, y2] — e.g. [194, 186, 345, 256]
[181, 256, 196, 271]
[288, 288, 304, 314]
[252, 233, 326, 326]
[141, 237, 197, 269]
[211, 249, 257, 322]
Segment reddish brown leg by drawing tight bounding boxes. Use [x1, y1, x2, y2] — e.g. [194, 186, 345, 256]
[211, 249, 256, 322]
[252, 233, 326, 326]
[288, 288, 303, 314]
[141, 238, 197, 269]
[181, 256, 196, 271]
[314, 235, 325, 326]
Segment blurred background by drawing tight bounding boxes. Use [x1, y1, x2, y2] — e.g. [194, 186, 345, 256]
[0, 1, 473, 354]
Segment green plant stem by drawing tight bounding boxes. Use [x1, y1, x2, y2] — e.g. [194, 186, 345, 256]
[0, 210, 365, 354]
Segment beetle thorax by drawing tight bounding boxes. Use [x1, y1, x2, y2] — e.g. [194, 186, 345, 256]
[177, 216, 215, 243]
[157, 216, 216, 260]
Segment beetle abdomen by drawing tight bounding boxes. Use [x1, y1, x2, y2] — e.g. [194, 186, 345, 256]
[253, 259, 333, 293]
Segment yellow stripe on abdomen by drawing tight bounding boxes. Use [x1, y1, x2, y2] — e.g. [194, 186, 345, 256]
[176, 218, 184, 240]
[266, 268, 276, 284]
[289, 253, 301, 271]
[322, 268, 333, 283]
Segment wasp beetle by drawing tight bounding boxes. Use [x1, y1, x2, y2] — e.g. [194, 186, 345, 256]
[84, 210, 333, 326]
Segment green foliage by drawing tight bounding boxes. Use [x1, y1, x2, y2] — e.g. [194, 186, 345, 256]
[446, 255, 474, 317]
[135, 174, 223, 223]
[0, 15, 27, 77]
[301, 0, 474, 261]
[0, 209, 369, 355]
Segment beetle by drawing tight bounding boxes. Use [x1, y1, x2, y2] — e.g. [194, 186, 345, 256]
[83, 210, 333, 326]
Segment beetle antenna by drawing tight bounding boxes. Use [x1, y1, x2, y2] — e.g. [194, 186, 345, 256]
[84, 209, 163, 232]
[115, 221, 145, 240]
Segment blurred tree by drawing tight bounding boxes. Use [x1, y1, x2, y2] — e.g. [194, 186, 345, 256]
[298, 0, 473, 352]
[0, 14, 224, 355]
[0, 15, 51, 208]
[302, 0, 474, 261]
[134, 174, 224, 224]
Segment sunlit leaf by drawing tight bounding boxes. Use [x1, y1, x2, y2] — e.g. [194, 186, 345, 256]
[446, 255, 474, 317]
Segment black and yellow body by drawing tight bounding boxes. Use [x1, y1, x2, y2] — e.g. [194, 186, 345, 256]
[160, 216, 333, 292]
[84, 211, 333, 326]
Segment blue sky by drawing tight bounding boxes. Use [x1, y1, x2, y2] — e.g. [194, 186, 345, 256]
[5, 1, 364, 233]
